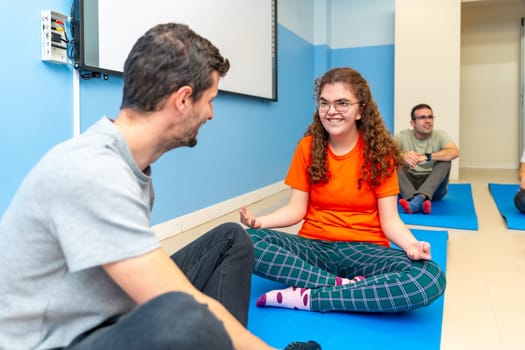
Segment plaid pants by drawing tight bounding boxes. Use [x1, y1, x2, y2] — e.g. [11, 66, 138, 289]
[248, 228, 446, 313]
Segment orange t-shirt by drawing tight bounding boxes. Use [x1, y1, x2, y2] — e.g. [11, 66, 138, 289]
[285, 135, 399, 247]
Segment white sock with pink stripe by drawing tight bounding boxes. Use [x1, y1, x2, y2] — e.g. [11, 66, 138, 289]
[255, 276, 366, 311]
[256, 286, 311, 310]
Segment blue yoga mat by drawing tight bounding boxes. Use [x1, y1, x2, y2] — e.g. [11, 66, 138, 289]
[398, 183, 478, 230]
[488, 183, 525, 230]
[247, 229, 448, 350]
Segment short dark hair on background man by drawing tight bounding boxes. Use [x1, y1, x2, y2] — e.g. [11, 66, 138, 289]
[410, 103, 432, 120]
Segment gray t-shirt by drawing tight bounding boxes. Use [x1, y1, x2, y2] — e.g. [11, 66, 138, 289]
[0, 117, 160, 349]
[395, 129, 454, 174]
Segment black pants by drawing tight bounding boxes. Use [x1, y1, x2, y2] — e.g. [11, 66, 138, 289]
[67, 222, 253, 350]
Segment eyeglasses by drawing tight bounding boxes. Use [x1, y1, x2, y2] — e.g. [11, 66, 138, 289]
[317, 99, 360, 113]
[413, 115, 434, 121]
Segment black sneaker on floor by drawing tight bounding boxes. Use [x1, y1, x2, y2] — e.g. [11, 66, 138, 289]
[284, 340, 322, 350]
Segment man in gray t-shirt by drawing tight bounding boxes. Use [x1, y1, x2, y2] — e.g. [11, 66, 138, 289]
[0, 23, 320, 350]
[394, 103, 459, 215]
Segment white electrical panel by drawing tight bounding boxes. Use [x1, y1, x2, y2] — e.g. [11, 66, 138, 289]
[41, 10, 68, 64]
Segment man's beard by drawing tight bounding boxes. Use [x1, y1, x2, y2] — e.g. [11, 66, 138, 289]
[187, 137, 197, 148]
[165, 135, 198, 152]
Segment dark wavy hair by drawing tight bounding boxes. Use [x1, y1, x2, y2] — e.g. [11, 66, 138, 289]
[305, 67, 402, 189]
[411, 103, 433, 120]
[121, 23, 230, 112]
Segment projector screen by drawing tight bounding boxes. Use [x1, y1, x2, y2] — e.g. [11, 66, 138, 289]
[72, 0, 277, 100]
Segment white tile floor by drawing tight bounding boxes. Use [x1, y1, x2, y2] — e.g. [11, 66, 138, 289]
[439, 169, 525, 350]
[161, 168, 525, 350]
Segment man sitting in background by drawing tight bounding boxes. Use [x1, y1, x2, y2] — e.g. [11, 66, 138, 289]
[395, 103, 459, 214]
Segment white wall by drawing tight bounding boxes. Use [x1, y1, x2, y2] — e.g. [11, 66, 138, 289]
[329, 0, 395, 48]
[394, 0, 461, 180]
[313, 0, 329, 45]
[460, 1, 525, 169]
[278, 0, 316, 43]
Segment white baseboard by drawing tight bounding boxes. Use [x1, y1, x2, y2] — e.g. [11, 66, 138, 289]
[152, 181, 287, 240]
[459, 163, 517, 170]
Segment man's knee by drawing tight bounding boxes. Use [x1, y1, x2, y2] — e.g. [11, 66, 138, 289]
[70, 293, 234, 350]
[216, 222, 251, 242]
[434, 160, 451, 169]
[136, 292, 234, 349]
[432, 161, 451, 178]
[514, 189, 525, 213]
[217, 222, 254, 259]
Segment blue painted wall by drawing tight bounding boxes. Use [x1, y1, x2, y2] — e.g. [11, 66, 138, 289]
[0, 1, 395, 225]
[0, 0, 74, 218]
[330, 45, 395, 132]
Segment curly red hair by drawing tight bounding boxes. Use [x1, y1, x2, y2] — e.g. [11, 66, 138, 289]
[305, 67, 402, 189]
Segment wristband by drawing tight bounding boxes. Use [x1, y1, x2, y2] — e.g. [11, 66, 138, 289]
[425, 153, 432, 161]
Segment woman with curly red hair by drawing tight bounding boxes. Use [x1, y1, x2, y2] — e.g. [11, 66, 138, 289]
[240, 67, 446, 313]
